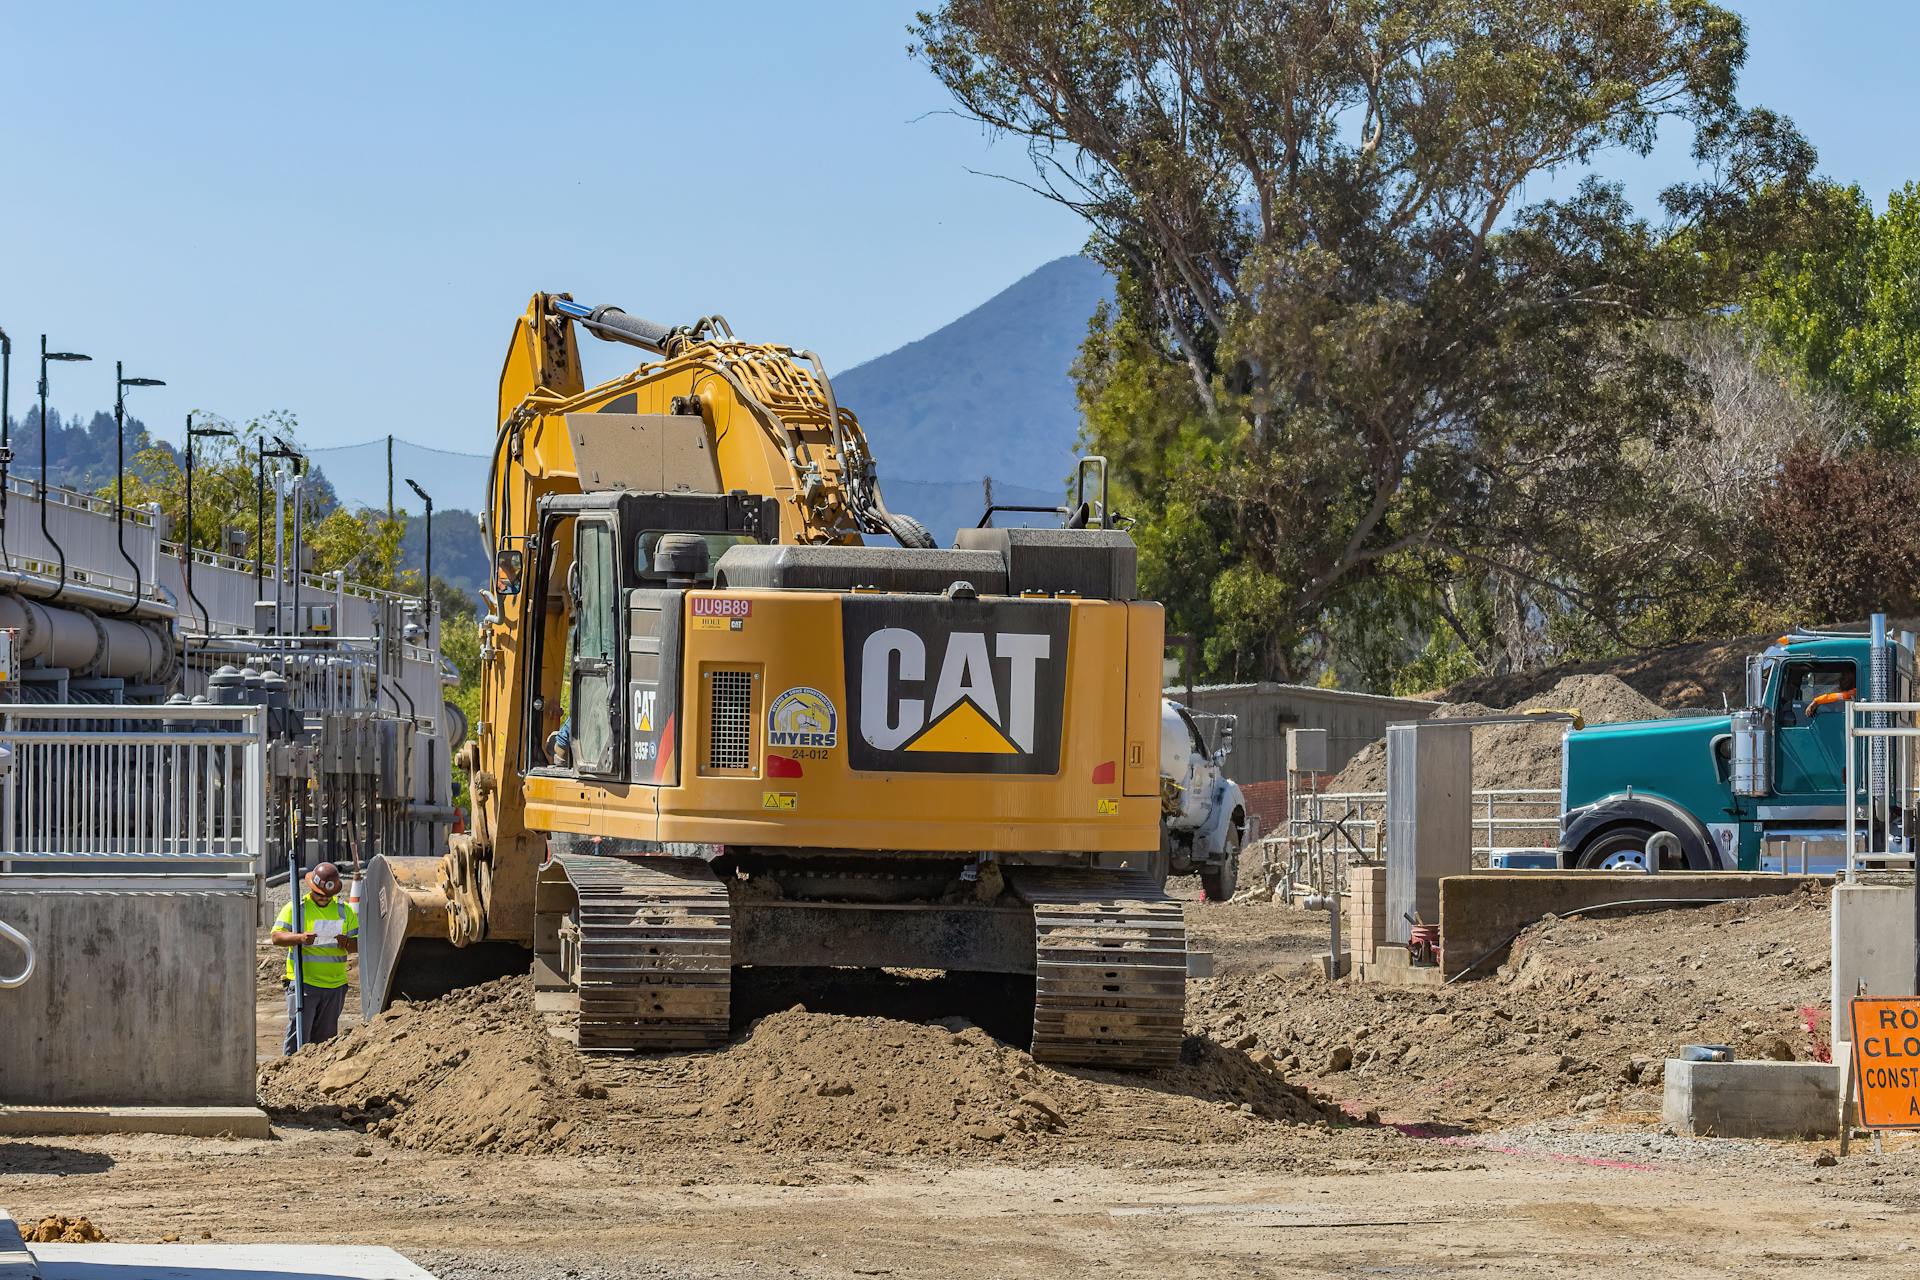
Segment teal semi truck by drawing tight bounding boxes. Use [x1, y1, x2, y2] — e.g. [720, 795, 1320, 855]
[1557, 616, 1909, 872]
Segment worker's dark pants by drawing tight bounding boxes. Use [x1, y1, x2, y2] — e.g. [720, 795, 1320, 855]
[283, 982, 347, 1055]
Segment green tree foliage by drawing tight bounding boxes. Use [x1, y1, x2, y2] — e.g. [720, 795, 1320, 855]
[916, 0, 1815, 682]
[1749, 181, 1920, 446]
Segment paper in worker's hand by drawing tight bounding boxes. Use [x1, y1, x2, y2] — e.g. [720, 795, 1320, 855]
[312, 919, 343, 944]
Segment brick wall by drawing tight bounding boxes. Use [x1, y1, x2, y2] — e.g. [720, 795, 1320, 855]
[1347, 865, 1387, 973]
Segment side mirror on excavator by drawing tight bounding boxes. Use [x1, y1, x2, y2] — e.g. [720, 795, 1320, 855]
[493, 549, 523, 597]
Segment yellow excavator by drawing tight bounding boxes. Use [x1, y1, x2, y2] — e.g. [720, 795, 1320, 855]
[360, 294, 1184, 1068]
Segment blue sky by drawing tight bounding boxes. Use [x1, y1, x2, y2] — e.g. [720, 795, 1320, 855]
[0, 1, 1913, 459]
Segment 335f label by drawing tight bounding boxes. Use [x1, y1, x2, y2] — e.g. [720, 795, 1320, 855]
[842, 598, 1068, 774]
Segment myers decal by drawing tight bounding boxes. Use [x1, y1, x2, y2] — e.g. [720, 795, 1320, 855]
[842, 599, 1068, 774]
[768, 686, 839, 750]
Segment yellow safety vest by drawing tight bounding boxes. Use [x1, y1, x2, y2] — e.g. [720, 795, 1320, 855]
[275, 893, 358, 989]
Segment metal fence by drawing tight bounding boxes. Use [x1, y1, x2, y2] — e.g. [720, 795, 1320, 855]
[183, 637, 382, 717]
[1261, 785, 1560, 899]
[0, 704, 266, 880]
[1844, 698, 1919, 879]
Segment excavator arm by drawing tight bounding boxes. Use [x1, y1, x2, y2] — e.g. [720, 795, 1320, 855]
[364, 292, 931, 1012]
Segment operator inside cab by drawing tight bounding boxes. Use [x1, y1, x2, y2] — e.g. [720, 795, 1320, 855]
[1786, 663, 1856, 720]
[542, 569, 578, 769]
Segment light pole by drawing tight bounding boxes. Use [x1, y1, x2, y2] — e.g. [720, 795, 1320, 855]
[406, 478, 433, 642]
[113, 363, 166, 613]
[38, 337, 91, 599]
[261, 438, 303, 631]
[0, 324, 12, 561]
[184, 414, 235, 633]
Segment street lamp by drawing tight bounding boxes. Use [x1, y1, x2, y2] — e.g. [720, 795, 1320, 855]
[0, 324, 12, 561]
[254, 433, 303, 608]
[406, 478, 433, 639]
[38, 337, 91, 598]
[113, 362, 166, 614]
[260, 437, 303, 632]
[184, 414, 235, 633]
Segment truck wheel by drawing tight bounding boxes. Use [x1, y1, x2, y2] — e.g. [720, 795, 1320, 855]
[1575, 823, 1681, 872]
[1200, 834, 1242, 903]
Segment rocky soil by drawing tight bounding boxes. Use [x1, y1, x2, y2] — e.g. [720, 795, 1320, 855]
[1188, 884, 1833, 1127]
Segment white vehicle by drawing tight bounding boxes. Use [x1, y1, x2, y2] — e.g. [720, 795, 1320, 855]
[1161, 699, 1248, 901]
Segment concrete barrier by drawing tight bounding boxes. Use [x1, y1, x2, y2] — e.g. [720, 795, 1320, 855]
[1830, 881, 1917, 1047]
[1662, 1059, 1840, 1139]
[1437, 872, 1818, 981]
[0, 874, 255, 1107]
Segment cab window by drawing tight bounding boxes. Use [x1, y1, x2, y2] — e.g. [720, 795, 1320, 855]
[1776, 660, 1855, 726]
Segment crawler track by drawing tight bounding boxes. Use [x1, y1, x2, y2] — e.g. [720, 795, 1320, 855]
[550, 854, 733, 1051]
[1010, 868, 1188, 1070]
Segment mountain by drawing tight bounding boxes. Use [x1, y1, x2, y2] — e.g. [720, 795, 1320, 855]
[836, 255, 1113, 513]
[230, 254, 1110, 552]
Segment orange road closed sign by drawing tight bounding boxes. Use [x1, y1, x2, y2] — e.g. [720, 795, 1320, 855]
[1850, 998, 1920, 1128]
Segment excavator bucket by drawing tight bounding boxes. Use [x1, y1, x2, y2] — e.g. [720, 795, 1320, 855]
[359, 854, 527, 1022]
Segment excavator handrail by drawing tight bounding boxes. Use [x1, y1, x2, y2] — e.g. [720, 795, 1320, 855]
[0, 915, 34, 989]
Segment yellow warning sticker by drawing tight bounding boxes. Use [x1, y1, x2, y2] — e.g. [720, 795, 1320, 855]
[1095, 798, 1120, 816]
[761, 791, 798, 812]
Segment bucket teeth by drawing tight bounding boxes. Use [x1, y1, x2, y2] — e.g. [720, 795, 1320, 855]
[1010, 869, 1188, 1071]
[553, 854, 732, 1052]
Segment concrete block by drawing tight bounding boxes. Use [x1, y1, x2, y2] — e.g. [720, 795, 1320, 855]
[1439, 873, 1817, 981]
[0, 1106, 270, 1140]
[1830, 882, 1918, 1048]
[1361, 944, 1446, 989]
[30, 1243, 438, 1277]
[0, 877, 255, 1107]
[0, 1208, 37, 1280]
[1662, 1058, 1840, 1140]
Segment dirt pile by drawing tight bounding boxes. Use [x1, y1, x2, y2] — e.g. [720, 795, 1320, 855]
[259, 978, 591, 1155]
[584, 1005, 1346, 1156]
[263, 975, 1352, 1159]
[19, 1215, 108, 1243]
[1329, 674, 1667, 795]
[1189, 885, 1832, 1126]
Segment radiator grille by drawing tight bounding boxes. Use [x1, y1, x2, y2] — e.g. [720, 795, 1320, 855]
[706, 670, 754, 770]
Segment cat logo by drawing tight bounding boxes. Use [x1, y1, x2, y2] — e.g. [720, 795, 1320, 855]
[767, 686, 838, 749]
[843, 599, 1069, 774]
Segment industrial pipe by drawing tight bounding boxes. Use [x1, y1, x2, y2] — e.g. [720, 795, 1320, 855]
[0, 592, 174, 683]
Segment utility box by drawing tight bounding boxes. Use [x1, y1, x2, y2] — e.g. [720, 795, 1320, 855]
[1286, 727, 1328, 775]
[1385, 721, 1471, 946]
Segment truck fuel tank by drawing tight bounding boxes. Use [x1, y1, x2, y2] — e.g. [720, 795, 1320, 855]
[1729, 707, 1772, 797]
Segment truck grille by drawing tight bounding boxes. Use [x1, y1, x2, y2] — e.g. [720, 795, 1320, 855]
[706, 670, 754, 770]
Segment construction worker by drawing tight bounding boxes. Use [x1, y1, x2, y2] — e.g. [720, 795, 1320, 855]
[271, 861, 358, 1054]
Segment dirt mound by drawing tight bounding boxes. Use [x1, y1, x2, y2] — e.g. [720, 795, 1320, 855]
[1190, 885, 1832, 1126]
[1328, 674, 1666, 795]
[20, 1215, 108, 1243]
[260, 978, 590, 1154]
[262, 975, 1351, 1159]
[588, 1006, 1344, 1156]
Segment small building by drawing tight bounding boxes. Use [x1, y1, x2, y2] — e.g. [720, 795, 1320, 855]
[1165, 681, 1436, 836]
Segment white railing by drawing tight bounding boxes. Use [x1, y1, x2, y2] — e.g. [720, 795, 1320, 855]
[1263, 786, 1560, 898]
[1844, 699, 1919, 880]
[0, 704, 266, 878]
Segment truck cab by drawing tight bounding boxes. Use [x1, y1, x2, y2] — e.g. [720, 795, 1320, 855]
[1558, 621, 1911, 873]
